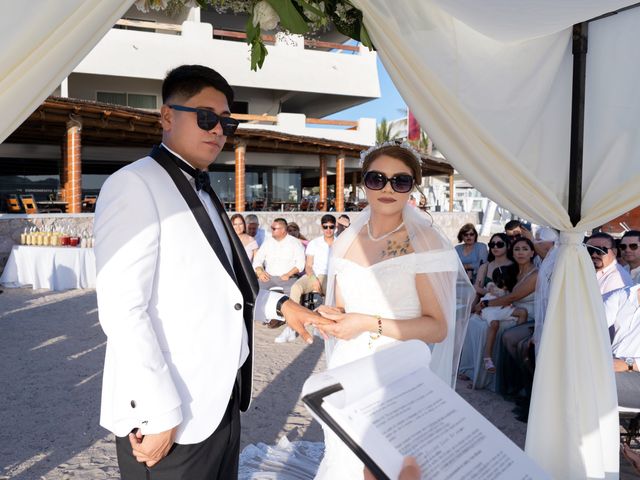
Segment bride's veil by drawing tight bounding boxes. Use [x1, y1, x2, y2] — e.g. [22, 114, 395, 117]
[324, 204, 474, 387]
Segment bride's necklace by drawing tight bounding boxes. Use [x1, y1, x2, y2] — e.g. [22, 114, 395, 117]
[367, 221, 405, 242]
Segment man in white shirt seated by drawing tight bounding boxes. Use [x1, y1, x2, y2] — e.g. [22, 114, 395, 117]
[586, 232, 633, 295]
[253, 218, 306, 327]
[276, 214, 336, 343]
[620, 230, 640, 285]
[604, 284, 640, 409]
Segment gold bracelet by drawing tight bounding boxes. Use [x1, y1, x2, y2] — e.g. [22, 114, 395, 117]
[369, 315, 382, 349]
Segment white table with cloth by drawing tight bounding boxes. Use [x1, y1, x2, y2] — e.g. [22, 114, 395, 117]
[0, 246, 96, 290]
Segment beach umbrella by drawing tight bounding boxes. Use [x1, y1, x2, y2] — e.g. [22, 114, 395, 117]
[353, 0, 640, 477]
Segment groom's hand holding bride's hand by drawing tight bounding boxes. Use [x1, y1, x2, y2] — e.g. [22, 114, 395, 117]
[280, 300, 333, 345]
[129, 425, 177, 467]
[315, 307, 368, 340]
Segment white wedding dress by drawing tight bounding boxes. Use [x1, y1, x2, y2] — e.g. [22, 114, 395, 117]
[239, 206, 472, 480]
[315, 253, 426, 479]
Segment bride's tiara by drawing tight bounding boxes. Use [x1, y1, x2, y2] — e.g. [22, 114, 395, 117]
[359, 140, 422, 167]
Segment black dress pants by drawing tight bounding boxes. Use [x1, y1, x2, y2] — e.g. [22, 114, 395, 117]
[116, 383, 240, 480]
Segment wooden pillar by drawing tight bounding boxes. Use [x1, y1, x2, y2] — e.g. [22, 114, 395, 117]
[63, 116, 82, 213]
[319, 154, 328, 211]
[448, 173, 455, 212]
[336, 151, 345, 212]
[234, 140, 246, 212]
[351, 171, 358, 198]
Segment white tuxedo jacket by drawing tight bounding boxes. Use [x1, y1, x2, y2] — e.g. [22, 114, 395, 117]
[95, 152, 271, 444]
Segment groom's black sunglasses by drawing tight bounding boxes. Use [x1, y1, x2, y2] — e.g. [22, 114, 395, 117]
[168, 105, 240, 136]
[363, 170, 414, 193]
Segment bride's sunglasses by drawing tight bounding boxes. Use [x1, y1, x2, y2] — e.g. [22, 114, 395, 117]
[363, 170, 414, 193]
[169, 105, 240, 136]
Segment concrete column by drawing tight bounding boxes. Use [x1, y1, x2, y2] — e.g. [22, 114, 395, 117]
[448, 174, 455, 212]
[336, 151, 345, 212]
[234, 140, 247, 212]
[319, 154, 328, 211]
[63, 116, 82, 213]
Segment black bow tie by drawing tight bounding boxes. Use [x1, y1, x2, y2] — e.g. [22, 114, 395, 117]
[193, 171, 211, 192]
[161, 146, 211, 191]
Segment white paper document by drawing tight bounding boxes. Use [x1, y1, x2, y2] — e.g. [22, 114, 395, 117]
[302, 340, 549, 480]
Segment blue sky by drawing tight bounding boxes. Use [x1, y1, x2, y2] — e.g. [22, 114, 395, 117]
[327, 57, 407, 123]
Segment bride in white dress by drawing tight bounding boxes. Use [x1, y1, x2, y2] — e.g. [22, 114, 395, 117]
[310, 143, 473, 479]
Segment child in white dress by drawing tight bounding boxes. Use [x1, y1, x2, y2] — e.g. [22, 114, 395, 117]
[481, 266, 527, 372]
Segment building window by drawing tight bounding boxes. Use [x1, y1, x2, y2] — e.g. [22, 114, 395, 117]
[97, 91, 157, 110]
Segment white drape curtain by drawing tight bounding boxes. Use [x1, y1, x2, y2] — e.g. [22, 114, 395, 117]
[353, 0, 640, 478]
[0, 0, 135, 144]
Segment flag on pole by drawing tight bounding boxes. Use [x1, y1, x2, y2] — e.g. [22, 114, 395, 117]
[408, 110, 420, 141]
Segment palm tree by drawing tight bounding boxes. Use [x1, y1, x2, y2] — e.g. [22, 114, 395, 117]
[376, 118, 399, 143]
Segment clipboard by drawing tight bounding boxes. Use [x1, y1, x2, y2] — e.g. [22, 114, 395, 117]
[302, 383, 391, 480]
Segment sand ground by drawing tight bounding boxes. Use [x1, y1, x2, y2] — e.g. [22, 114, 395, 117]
[0, 288, 636, 479]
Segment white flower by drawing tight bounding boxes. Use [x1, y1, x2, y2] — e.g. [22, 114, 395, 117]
[252, 1, 280, 30]
[134, 0, 150, 13]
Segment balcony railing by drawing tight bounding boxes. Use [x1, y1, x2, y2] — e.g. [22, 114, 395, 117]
[114, 19, 360, 54]
[233, 113, 358, 130]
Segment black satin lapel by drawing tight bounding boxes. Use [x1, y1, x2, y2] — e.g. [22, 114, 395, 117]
[208, 190, 260, 299]
[150, 146, 237, 286]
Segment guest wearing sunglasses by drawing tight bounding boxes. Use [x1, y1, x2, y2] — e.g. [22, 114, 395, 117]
[473, 233, 513, 299]
[277, 215, 337, 343]
[620, 230, 640, 285]
[455, 223, 488, 282]
[253, 218, 306, 298]
[585, 232, 633, 295]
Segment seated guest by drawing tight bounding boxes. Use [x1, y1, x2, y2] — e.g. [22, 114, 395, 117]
[245, 213, 269, 247]
[230, 213, 258, 261]
[494, 238, 539, 421]
[586, 232, 633, 295]
[276, 214, 336, 343]
[459, 237, 536, 390]
[286, 222, 309, 248]
[455, 223, 488, 282]
[603, 284, 640, 410]
[253, 218, 306, 327]
[620, 230, 640, 284]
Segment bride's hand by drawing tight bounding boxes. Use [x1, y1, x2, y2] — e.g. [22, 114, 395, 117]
[314, 312, 369, 340]
[316, 305, 345, 315]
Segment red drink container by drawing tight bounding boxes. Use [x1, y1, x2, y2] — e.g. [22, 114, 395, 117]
[60, 235, 70, 246]
[69, 237, 80, 247]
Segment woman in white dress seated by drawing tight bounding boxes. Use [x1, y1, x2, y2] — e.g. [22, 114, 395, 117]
[308, 143, 473, 479]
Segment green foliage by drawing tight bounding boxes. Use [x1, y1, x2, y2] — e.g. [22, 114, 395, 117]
[376, 118, 399, 144]
[136, 0, 374, 70]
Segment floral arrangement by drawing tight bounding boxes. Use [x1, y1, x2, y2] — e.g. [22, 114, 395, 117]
[134, 0, 373, 70]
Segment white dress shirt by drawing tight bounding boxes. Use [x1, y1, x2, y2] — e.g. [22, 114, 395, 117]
[596, 260, 633, 295]
[605, 284, 640, 369]
[624, 264, 640, 285]
[305, 236, 333, 275]
[252, 234, 306, 276]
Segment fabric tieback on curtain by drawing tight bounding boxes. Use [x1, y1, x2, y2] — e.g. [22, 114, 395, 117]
[526, 228, 619, 478]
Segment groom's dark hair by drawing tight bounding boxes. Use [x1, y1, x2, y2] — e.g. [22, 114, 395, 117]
[162, 65, 234, 106]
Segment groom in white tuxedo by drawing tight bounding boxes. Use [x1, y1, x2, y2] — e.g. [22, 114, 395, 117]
[94, 64, 317, 479]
